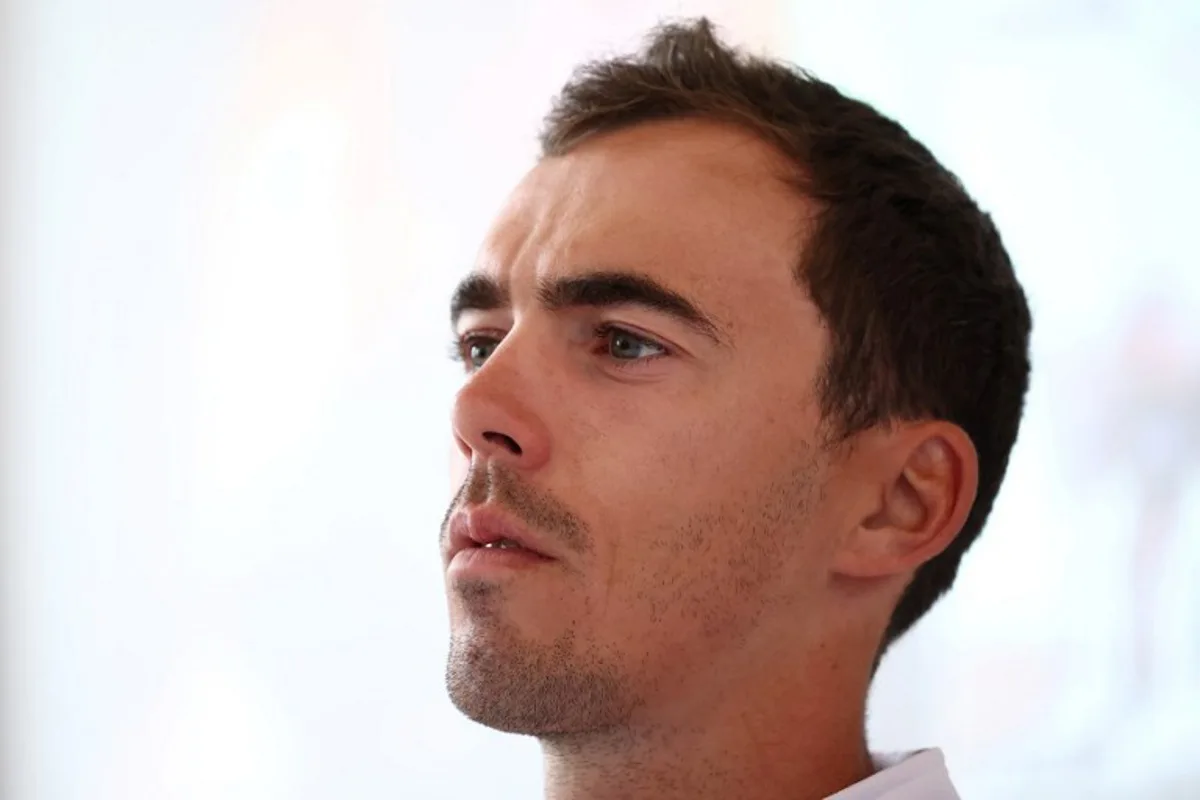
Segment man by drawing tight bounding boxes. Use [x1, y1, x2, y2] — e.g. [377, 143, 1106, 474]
[440, 18, 1031, 800]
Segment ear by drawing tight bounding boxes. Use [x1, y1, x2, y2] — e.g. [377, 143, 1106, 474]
[831, 421, 979, 580]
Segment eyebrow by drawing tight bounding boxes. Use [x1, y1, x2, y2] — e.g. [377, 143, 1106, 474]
[449, 270, 727, 345]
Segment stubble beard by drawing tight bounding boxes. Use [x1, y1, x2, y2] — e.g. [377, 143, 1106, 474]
[445, 583, 632, 737]
[442, 464, 629, 736]
[440, 447, 824, 740]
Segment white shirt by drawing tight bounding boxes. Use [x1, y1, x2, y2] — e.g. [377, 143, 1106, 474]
[826, 749, 960, 799]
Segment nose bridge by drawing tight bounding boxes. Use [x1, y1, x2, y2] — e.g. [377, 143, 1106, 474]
[452, 322, 552, 471]
[465, 317, 539, 399]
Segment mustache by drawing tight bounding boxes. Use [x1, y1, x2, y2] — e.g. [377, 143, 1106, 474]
[440, 464, 591, 556]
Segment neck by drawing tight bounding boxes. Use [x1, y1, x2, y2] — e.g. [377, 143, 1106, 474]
[540, 643, 874, 800]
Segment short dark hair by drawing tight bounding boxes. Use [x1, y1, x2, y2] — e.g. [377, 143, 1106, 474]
[539, 18, 1032, 661]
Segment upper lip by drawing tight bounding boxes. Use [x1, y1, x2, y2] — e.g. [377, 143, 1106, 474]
[445, 506, 553, 563]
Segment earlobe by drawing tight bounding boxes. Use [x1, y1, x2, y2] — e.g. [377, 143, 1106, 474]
[832, 423, 978, 580]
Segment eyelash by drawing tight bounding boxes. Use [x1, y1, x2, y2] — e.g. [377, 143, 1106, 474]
[449, 323, 671, 372]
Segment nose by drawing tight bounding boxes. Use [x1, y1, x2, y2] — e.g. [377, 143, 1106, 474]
[451, 349, 551, 473]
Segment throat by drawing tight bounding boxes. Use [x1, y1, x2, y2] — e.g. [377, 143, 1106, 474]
[540, 714, 871, 800]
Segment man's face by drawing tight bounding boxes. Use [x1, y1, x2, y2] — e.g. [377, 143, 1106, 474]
[442, 120, 842, 736]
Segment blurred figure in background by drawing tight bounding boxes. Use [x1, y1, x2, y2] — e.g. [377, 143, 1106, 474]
[1111, 291, 1200, 700]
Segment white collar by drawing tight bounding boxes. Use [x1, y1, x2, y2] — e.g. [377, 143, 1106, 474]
[825, 749, 959, 799]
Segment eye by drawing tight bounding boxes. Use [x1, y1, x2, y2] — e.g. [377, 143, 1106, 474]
[450, 324, 671, 374]
[451, 334, 501, 372]
[597, 324, 668, 364]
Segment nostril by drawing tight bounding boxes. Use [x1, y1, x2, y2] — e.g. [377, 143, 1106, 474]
[483, 431, 522, 456]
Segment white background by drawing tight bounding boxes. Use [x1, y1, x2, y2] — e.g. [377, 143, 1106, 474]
[3, 0, 1199, 797]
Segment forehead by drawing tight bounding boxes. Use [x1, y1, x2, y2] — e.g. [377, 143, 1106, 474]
[476, 120, 818, 330]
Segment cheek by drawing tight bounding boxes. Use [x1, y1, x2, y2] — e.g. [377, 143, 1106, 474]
[578, 418, 821, 628]
[575, 388, 780, 540]
[569, 379, 814, 578]
[578, 446, 760, 611]
[581, 500, 796, 669]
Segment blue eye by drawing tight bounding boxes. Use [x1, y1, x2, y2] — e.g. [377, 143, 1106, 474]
[467, 339, 499, 368]
[450, 335, 500, 371]
[602, 326, 667, 361]
[451, 325, 670, 373]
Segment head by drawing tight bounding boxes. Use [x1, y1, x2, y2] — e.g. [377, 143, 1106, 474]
[441, 18, 1031, 737]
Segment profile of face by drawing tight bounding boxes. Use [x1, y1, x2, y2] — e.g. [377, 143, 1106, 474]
[442, 120, 898, 737]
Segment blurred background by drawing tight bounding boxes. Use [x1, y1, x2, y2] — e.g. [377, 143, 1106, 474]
[2, 0, 1198, 797]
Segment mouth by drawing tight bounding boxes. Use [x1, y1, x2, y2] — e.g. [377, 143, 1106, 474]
[445, 506, 555, 578]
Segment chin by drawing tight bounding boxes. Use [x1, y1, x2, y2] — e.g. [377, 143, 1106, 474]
[445, 628, 633, 736]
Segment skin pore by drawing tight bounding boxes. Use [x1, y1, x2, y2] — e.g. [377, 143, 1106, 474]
[441, 119, 978, 800]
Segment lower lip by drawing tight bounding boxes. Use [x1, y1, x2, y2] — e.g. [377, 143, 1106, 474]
[447, 546, 553, 579]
